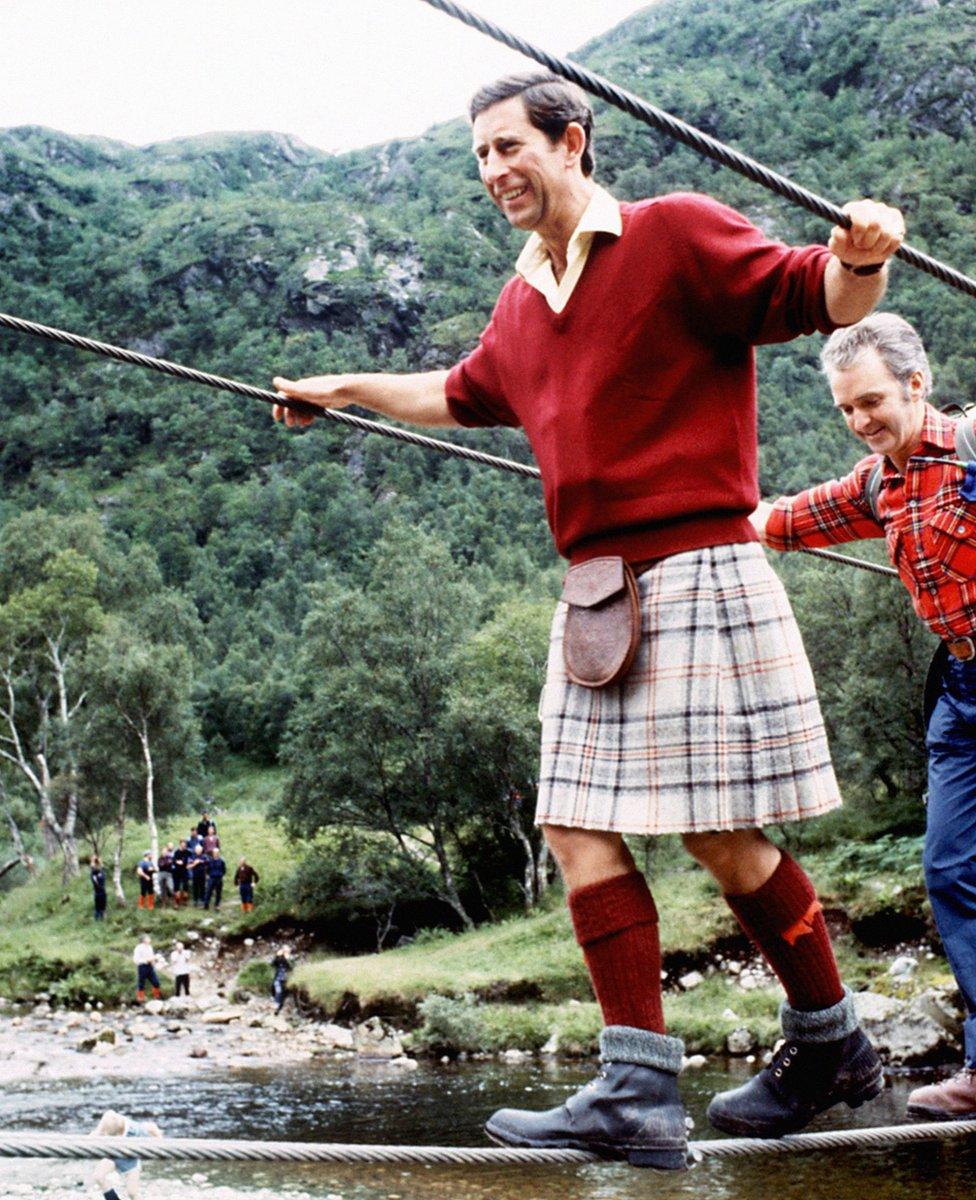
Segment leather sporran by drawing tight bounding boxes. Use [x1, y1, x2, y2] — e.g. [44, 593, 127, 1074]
[561, 556, 641, 688]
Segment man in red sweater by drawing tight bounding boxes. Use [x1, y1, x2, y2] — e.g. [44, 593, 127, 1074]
[273, 73, 904, 1165]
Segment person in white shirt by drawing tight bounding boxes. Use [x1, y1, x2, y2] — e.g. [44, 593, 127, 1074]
[132, 936, 161, 1003]
[170, 941, 191, 997]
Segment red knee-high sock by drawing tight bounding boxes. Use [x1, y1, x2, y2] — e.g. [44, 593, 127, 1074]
[568, 869, 665, 1033]
[724, 851, 843, 1012]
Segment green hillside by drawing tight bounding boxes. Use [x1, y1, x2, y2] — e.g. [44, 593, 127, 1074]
[0, 0, 972, 925]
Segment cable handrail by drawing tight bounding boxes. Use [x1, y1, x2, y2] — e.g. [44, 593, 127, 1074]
[416, 0, 976, 301]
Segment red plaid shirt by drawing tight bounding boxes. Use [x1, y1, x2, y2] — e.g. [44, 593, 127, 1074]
[766, 405, 976, 641]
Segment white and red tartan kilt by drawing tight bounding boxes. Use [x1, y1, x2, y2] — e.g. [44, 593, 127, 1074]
[535, 543, 841, 835]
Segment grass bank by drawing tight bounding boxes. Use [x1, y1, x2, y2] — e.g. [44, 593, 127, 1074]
[0, 773, 293, 1005]
[293, 837, 945, 1057]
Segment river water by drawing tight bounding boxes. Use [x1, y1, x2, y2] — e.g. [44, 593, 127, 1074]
[2, 1059, 973, 1200]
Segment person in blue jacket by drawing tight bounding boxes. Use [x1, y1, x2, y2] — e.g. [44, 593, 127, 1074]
[203, 847, 226, 910]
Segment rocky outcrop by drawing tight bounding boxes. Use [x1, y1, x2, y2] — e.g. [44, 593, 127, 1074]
[853, 988, 964, 1066]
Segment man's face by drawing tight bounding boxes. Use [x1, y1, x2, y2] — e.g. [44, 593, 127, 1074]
[829, 347, 925, 466]
[471, 96, 577, 233]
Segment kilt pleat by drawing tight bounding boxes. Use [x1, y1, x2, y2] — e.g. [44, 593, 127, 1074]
[535, 543, 841, 834]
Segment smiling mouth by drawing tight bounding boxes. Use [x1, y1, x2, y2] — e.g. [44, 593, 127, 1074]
[498, 185, 528, 202]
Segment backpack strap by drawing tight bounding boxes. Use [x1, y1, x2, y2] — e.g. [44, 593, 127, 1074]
[955, 413, 976, 462]
[864, 457, 885, 524]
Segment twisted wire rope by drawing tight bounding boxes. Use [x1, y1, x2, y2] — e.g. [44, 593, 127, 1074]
[417, 0, 976, 301]
[2, 1120, 976, 1165]
[0, 310, 540, 482]
[0, 310, 894, 579]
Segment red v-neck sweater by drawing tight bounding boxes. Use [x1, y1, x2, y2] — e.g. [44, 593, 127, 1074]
[445, 192, 837, 565]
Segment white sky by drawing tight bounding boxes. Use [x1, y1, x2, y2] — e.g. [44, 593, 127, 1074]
[0, 1, 650, 154]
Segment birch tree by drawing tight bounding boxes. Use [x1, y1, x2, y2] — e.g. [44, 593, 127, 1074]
[0, 550, 103, 882]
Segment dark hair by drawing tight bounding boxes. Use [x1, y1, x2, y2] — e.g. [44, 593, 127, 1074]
[468, 71, 595, 176]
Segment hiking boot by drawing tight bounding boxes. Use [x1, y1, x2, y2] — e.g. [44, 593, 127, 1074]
[907, 1068, 976, 1120]
[708, 989, 883, 1137]
[485, 1027, 688, 1169]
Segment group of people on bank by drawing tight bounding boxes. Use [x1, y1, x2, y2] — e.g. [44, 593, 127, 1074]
[130, 933, 294, 1011]
[271, 69, 976, 1161]
[88, 809, 261, 918]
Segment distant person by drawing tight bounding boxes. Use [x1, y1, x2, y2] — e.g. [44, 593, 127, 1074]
[234, 858, 260, 912]
[90, 855, 107, 922]
[171, 839, 191, 907]
[188, 839, 208, 908]
[196, 809, 216, 838]
[132, 936, 161, 1003]
[203, 847, 226, 910]
[90, 1109, 162, 1200]
[271, 946, 293, 1015]
[170, 941, 191, 997]
[135, 852, 154, 911]
[155, 843, 175, 908]
[202, 823, 220, 856]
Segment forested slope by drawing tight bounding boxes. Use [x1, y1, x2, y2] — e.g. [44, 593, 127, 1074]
[0, 0, 973, 921]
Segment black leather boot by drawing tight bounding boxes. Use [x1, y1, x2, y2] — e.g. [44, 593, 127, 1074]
[485, 1027, 688, 1169]
[707, 990, 883, 1137]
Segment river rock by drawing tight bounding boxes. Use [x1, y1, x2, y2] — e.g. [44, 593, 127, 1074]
[540, 1032, 560, 1056]
[319, 1023, 355, 1049]
[683, 1054, 708, 1070]
[354, 1016, 403, 1059]
[92, 1039, 115, 1056]
[679, 971, 704, 991]
[889, 955, 918, 982]
[726, 1027, 757, 1056]
[189, 1044, 209, 1058]
[202, 1007, 244, 1025]
[144, 999, 165, 1016]
[500, 1048, 528, 1063]
[853, 990, 959, 1064]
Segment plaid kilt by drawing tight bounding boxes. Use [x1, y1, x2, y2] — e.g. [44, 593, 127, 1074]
[535, 543, 841, 834]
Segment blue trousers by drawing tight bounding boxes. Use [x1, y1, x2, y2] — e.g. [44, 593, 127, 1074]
[925, 655, 976, 1066]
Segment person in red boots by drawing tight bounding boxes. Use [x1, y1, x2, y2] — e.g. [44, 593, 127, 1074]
[132, 935, 161, 1004]
[272, 72, 903, 1164]
[135, 852, 154, 911]
[234, 857, 260, 912]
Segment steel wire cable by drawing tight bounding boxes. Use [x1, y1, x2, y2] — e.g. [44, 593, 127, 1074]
[417, 0, 976, 301]
[0, 310, 541, 481]
[2, 1119, 976, 1165]
[0, 309, 895, 579]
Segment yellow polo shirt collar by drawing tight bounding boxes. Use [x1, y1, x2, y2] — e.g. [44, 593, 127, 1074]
[514, 185, 622, 314]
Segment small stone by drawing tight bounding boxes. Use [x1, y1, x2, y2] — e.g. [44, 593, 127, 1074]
[440, 1055, 450, 1065]
[144, 1000, 164, 1016]
[191, 1173, 208, 1184]
[567, 999, 581, 1007]
[84, 1002, 93, 1012]
[501, 1048, 527, 1063]
[745, 1054, 756, 1064]
[721, 1008, 740, 1021]
[726, 1027, 757, 1056]
[679, 971, 704, 991]
[389, 1056, 418, 1070]
[726, 961, 743, 976]
[244, 938, 255, 947]
[683, 1054, 708, 1070]
[186, 930, 201, 941]
[189, 1044, 209, 1059]
[540, 1032, 559, 1056]
[889, 955, 918, 982]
